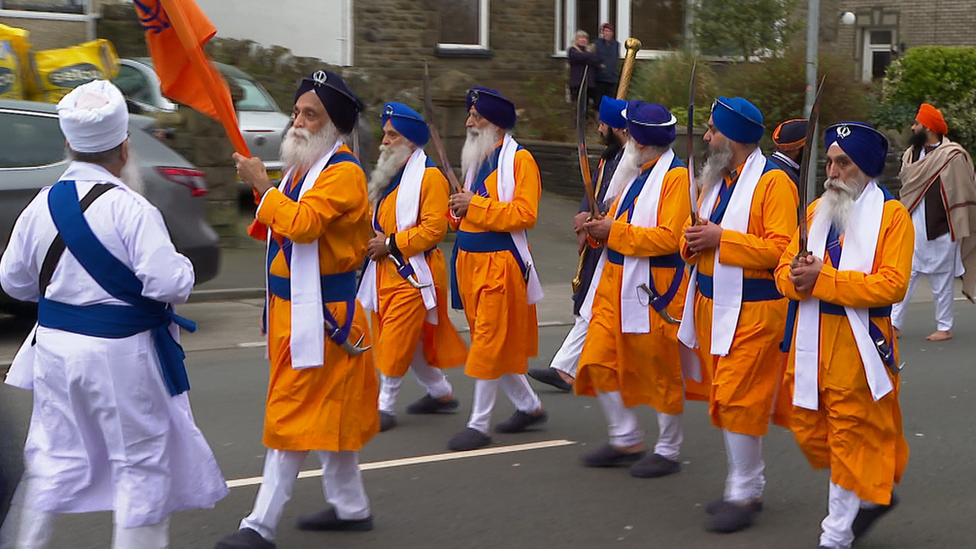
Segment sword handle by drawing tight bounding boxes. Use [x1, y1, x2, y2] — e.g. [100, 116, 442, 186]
[616, 38, 643, 100]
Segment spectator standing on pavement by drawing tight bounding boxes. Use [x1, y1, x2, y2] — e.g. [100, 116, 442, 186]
[769, 118, 808, 186]
[594, 23, 621, 110]
[0, 80, 228, 549]
[528, 96, 628, 392]
[358, 102, 468, 433]
[891, 103, 976, 341]
[568, 30, 599, 111]
[576, 101, 702, 479]
[446, 87, 548, 451]
[776, 122, 911, 549]
[216, 70, 379, 549]
[678, 97, 798, 534]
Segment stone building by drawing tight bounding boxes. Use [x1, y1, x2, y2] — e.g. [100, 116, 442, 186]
[0, 0, 113, 49]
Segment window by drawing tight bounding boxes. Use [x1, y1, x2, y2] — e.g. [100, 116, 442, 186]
[1, 0, 85, 14]
[436, 0, 490, 55]
[0, 112, 67, 169]
[555, 0, 685, 56]
[113, 64, 155, 106]
[861, 29, 895, 83]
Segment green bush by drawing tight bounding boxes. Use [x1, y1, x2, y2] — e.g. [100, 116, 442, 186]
[629, 49, 719, 128]
[518, 76, 575, 142]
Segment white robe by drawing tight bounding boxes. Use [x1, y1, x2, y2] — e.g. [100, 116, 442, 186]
[0, 162, 228, 528]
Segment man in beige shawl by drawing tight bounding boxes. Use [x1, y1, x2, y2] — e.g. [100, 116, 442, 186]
[891, 103, 976, 341]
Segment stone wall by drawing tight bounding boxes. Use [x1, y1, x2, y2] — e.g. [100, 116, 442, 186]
[0, 17, 87, 50]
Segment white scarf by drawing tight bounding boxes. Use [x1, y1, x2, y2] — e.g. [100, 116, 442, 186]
[265, 140, 342, 370]
[580, 149, 674, 334]
[678, 147, 766, 357]
[464, 133, 544, 305]
[792, 181, 893, 410]
[357, 148, 438, 323]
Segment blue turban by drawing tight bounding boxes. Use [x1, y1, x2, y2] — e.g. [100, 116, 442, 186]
[824, 122, 889, 178]
[624, 100, 677, 147]
[598, 96, 627, 129]
[381, 102, 429, 147]
[295, 70, 364, 135]
[711, 96, 764, 144]
[466, 86, 517, 130]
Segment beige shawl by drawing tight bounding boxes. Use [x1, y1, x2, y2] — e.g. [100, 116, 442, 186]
[900, 138, 976, 299]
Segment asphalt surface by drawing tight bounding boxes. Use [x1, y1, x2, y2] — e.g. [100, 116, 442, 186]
[0, 191, 973, 548]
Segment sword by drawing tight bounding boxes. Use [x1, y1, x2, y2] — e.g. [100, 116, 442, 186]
[422, 61, 463, 195]
[796, 76, 827, 259]
[387, 249, 431, 290]
[577, 65, 600, 220]
[687, 60, 701, 225]
[324, 317, 371, 356]
[638, 283, 681, 324]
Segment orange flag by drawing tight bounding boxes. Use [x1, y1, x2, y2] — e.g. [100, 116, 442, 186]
[133, 0, 250, 157]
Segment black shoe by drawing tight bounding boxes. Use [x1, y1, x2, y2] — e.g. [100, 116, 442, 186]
[214, 528, 276, 549]
[494, 410, 548, 434]
[448, 427, 492, 451]
[628, 453, 681, 478]
[706, 500, 758, 533]
[581, 443, 646, 467]
[296, 508, 373, 532]
[704, 497, 764, 515]
[852, 492, 899, 541]
[405, 394, 459, 414]
[379, 412, 396, 432]
[528, 368, 573, 392]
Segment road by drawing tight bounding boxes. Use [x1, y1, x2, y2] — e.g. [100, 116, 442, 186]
[0, 191, 973, 548]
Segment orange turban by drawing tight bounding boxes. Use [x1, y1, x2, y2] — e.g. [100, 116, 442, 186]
[917, 103, 948, 135]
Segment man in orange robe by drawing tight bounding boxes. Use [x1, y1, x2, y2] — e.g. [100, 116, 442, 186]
[776, 122, 911, 549]
[446, 87, 548, 451]
[677, 97, 798, 533]
[575, 101, 696, 478]
[358, 102, 468, 432]
[216, 71, 378, 549]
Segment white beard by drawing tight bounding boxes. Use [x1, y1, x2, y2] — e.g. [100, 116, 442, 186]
[119, 150, 144, 196]
[604, 140, 643, 204]
[281, 122, 340, 173]
[461, 127, 502, 178]
[368, 142, 414, 203]
[698, 139, 734, 191]
[814, 174, 868, 234]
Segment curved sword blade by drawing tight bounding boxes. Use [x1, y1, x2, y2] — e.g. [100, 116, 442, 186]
[423, 61, 463, 195]
[687, 60, 700, 225]
[577, 66, 598, 218]
[797, 75, 827, 256]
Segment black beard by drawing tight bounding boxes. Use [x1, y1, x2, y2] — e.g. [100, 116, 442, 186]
[601, 131, 623, 159]
[908, 129, 928, 152]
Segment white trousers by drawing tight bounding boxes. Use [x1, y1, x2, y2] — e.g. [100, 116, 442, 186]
[548, 315, 589, 378]
[595, 391, 683, 458]
[239, 448, 369, 542]
[378, 342, 453, 414]
[820, 481, 875, 548]
[4, 504, 169, 549]
[891, 268, 955, 332]
[722, 430, 765, 503]
[466, 375, 542, 435]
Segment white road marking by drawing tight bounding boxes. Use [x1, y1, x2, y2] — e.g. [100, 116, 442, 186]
[225, 439, 576, 489]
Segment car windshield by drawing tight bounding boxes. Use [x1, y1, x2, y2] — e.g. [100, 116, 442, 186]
[228, 75, 278, 112]
[0, 111, 67, 168]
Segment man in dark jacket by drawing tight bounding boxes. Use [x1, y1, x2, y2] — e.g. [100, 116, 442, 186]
[594, 23, 621, 110]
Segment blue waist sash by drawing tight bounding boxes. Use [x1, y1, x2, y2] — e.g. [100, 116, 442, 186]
[606, 251, 685, 312]
[450, 230, 527, 310]
[268, 271, 358, 302]
[780, 300, 895, 370]
[607, 250, 684, 267]
[696, 273, 783, 302]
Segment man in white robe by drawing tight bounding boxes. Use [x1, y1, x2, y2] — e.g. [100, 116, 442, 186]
[0, 80, 228, 549]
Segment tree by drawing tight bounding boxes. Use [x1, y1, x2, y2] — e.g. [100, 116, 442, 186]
[690, 0, 800, 61]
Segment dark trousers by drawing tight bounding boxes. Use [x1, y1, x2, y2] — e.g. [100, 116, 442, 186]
[595, 81, 618, 106]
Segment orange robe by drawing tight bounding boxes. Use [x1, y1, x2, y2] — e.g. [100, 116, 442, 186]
[680, 161, 798, 436]
[576, 157, 705, 411]
[254, 144, 379, 452]
[775, 198, 912, 505]
[453, 143, 541, 379]
[369, 162, 468, 377]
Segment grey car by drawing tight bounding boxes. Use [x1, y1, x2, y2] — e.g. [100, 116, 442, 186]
[0, 99, 220, 312]
[113, 58, 291, 188]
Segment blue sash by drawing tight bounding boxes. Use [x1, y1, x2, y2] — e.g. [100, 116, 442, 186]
[450, 231, 526, 310]
[697, 273, 782, 302]
[607, 251, 686, 312]
[709, 180, 737, 224]
[368, 160, 435, 284]
[41, 180, 196, 396]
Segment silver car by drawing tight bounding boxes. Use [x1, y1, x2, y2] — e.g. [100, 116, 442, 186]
[113, 58, 291, 187]
[0, 99, 220, 312]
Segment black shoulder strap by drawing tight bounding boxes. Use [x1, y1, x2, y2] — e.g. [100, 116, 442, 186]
[38, 183, 117, 297]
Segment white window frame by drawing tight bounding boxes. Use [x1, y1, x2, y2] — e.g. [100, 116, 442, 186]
[437, 0, 490, 52]
[553, 0, 685, 59]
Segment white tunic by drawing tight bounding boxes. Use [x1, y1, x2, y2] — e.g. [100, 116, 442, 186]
[0, 162, 228, 528]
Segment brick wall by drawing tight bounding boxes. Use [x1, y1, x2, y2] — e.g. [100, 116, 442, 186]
[0, 17, 87, 50]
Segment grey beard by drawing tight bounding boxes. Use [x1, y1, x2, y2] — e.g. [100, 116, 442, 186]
[119, 149, 144, 195]
[698, 140, 734, 191]
[603, 140, 642, 204]
[815, 174, 868, 233]
[368, 143, 413, 203]
[281, 123, 340, 173]
[461, 127, 501, 177]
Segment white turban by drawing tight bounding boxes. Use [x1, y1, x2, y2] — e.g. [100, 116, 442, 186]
[57, 80, 129, 154]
